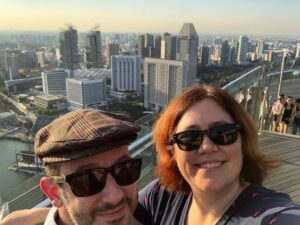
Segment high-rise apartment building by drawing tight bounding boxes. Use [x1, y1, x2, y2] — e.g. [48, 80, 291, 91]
[42, 69, 70, 96]
[111, 55, 142, 96]
[237, 35, 249, 65]
[59, 26, 80, 75]
[296, 43, 300, 58]
[66, 78, 107, 109]
[107, 43, 119, 67]
[161, 33, 177, 60]
[144, 57, 187, 111]
[176, 23, 198, 87]
[85, 31, 102, 69]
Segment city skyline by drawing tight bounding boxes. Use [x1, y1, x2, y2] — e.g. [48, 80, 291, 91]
[1, 0, 300, 36]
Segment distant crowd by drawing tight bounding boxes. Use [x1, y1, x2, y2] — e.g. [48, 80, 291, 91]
[235, 88, 300, 135]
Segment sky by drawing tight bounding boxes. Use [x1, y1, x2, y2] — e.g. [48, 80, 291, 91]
[0, 0, 300, 35]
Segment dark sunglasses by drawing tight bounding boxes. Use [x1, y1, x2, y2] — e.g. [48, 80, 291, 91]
[171, 124, 241, 151]
[51, 158, 142, 197]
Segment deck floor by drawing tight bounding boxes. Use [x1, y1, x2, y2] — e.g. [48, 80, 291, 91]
[261, 131, 300, 203]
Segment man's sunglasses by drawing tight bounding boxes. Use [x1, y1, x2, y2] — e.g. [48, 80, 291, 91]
[51, 158, 142, 197]
[171, 124, 241, 151]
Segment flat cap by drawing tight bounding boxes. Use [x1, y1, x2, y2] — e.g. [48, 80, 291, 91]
[35, 109, 140, 164]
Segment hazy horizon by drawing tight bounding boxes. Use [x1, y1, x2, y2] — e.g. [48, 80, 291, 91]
[1, 0, 300, 36]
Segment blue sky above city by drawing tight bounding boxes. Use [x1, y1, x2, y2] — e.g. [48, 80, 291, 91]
[0, 0, 300, 35]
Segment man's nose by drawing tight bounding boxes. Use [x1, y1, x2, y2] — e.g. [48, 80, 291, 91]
[100, 173, 125, 204]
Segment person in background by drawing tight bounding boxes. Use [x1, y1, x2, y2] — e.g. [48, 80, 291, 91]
[279, 96, 295, 134]
[135, 85, 300, 225]
[292, 99, 300, 135]
[34, 109, 141, 225]
[234, 88, 244, 104]
[271, 96, 284, 132]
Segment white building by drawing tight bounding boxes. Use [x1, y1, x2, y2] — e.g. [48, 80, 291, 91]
[237, 35, 249, 65]
[42, 69, 70, 96]
[66, 78, 107, 110]
[111, 55, 142, 96]
[144, 58, 187, 111]
[296, 43, 300, 58]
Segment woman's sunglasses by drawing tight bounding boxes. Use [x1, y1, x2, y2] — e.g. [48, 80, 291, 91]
[171, 124, 241, 151]
[51, 158, 142, 197]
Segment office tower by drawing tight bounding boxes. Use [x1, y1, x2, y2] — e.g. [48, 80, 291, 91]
[144, 58, 187, 111]
[213, 38, 222, 45]
[111, 55, 142, 96]
[220, 40, 230, 65]
[256, 40, 264, 59]
[85, 30, 102, 69]
[59, 26, 80, 75]
[161, 33, 177, 60]
[66, 78, 107, 109]
[200, 46, 210, 66]
[107, 43, 119, 67]
[229, 39, 238, 64]
[237, 35, 249, 65]
[296, 43, 300, 58]
[4, 54, 19, 79]
[152, 35, 161, 58]
[137, 35, 146, 56]
[176, 23, 199, 87]
[42, 69, 70, 96]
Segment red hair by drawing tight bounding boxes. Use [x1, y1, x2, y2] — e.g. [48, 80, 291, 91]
[153, 85, 279, 193]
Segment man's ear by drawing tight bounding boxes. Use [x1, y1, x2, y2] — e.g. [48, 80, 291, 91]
[40, 177, 63, 208]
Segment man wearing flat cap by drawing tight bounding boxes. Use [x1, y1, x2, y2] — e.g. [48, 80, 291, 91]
[35, 109, 142, 225]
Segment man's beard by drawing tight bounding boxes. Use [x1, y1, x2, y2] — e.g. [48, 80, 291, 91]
[60, 190, 136, 225]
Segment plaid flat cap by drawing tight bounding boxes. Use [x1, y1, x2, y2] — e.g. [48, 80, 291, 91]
[35, 109, 141, 164]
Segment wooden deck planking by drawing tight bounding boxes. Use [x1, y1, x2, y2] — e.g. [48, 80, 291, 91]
[260, 131, 300, 203]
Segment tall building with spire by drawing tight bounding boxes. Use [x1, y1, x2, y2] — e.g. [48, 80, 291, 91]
[85, 30, 102, 69]
[59, 26, 80, 76]
[176, 23, 198, 87]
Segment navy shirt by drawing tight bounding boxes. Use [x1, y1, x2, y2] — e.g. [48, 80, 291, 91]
[135, 179, 300, 225]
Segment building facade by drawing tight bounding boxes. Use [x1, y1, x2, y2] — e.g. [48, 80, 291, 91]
[144, 58, 187, 111]
[59, 26, 80, 74]
[176, 23, 198, 87]
[85, 31, 102, 68]
[237, 35, 249, 65]
[66, 78, 107, 109]
[111, 55, 142, 96]
[42, 69, 70, 96]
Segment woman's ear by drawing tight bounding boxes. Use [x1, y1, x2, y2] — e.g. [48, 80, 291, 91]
[40, 177, 63, 208]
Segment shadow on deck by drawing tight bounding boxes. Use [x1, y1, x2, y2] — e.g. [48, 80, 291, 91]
[261, 131, 300, 203]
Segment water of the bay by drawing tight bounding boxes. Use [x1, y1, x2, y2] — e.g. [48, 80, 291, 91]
[0, 139, 34, 199]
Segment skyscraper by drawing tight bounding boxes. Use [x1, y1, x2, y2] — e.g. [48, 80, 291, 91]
[176, 23, 198, 87]
[200, 46, 210, 66]
[111, 55, 142, 96]
[85, 30, 102, 69]
[229, 39, 238, 64]
[107, 43, 119, 67]
[237, 35, 249, 65]
[144, 58, 187, 111]
[256, 40, 264, 59]
[161, 33, 177, 60]
[59, 26, 80, 76]
[220, 40, 230, 65]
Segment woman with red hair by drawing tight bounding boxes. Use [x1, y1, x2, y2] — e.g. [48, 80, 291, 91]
[135, 85, 300, 225]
